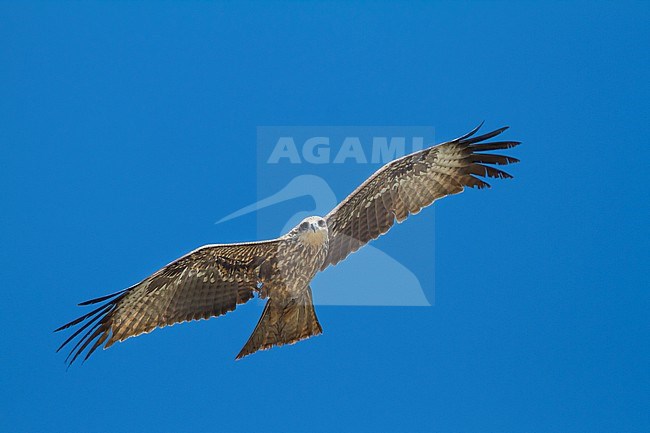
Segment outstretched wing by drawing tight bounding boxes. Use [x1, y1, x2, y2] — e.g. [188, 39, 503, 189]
[321, 124, 520, 270]
[56, 240, 280, 366]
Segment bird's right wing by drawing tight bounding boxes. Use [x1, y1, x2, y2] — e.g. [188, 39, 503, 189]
[55, 240, 281, 366]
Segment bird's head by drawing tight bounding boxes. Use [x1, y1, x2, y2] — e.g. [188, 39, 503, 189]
[290, 216, 328, 246]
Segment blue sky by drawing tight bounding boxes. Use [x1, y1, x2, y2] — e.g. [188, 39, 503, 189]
[1, 2, 648, 432]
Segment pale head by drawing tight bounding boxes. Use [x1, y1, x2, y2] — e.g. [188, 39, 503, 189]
[290, 216, 328, 246]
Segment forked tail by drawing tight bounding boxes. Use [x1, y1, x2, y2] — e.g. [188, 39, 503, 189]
[236, 286, 322, 359]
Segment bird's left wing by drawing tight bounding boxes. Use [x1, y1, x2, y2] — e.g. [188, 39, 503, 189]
[321, 124, 520, 270]
[55, 240, 280, 366]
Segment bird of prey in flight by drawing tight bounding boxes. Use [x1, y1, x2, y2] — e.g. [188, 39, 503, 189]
[56, 123, 520, 365]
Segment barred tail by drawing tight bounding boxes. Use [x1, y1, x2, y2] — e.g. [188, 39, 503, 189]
[236, 286, 322, 359]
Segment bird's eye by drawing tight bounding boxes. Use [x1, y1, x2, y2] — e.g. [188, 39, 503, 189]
[318, 219, 326, 227]
[300, 221, 310, 231]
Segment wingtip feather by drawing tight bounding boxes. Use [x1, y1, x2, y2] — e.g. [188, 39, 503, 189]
[454, 121, 485, 142]
[78, 289, 127, 306]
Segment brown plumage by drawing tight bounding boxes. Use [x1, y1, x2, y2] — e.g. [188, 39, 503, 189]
[56, 123, 519, 365]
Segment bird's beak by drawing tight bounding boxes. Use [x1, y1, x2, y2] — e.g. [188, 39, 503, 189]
[310, 223, 318, 232]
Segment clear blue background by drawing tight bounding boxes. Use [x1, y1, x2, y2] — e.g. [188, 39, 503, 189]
[1, 2, 648, 432]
